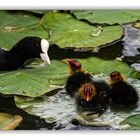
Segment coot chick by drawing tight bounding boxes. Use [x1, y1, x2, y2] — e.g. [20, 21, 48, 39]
[109, 71, 139, 106]
[65, 58, 92, 96]
[0, 36, 51, 71]
[65, 58, 110, 113]
[76, 82, 110, 113]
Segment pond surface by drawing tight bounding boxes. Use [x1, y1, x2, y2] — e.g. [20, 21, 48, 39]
[0, 24, 140, 130]
[14, 75, 140, 130]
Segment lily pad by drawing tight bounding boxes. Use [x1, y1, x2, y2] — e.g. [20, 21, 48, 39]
[0, 60, 68, 97]
[76, 58, 140, 78]
[14, 75, 140, 130]
[71, 10, 140, 25]
[120, 114, 140, 130]
[0, 25, 49, 50]
[0, 11, 49, 50]
[40, 12, 124, 50]
[0, 113, 23, 130]
[0, 11, 39, 28]
[0, 57, 139, 97]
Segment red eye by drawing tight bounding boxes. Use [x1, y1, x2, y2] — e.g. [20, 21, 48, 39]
[35, 43, 39, 47]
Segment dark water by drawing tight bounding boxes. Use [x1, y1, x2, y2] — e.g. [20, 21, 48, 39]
[0, 95, 55, 130]
[0, 24, 140, 130]
[122, 25, 140, 69]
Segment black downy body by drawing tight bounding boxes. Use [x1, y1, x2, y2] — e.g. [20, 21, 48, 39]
[110, 81, 138, 106]
[65, 59, 110, 113]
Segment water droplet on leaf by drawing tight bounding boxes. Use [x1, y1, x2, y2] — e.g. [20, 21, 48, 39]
[73, 29, 79, 32]
[15, 72, 21, 76]
[91, 26, 103, 37]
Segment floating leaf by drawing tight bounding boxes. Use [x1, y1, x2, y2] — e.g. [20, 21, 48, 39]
[120, 114, 140, 130]
[0, 113, 23, 130]
[0, 11, 49, 50]
[0, 11, 39, 28]
[14, 75, 140, 129]
[0, 60, 67, 97]
[0, 25, 49, 50]
[76, 57, 140, 78]
[40, 12, 124, 50]
[71, 10, 140, 25]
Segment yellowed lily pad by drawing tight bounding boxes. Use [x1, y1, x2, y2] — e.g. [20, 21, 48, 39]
[132, 21, 140, 29]
[0, 113, 23, 130]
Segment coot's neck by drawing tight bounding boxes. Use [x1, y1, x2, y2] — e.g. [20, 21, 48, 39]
[5, 44, 39, 70]
[7, 47, 34, 60]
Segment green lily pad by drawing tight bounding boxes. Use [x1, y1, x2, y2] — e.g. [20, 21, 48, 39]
[0, 24, 49, 50]
[0, 11, 39, 28]
[76, 58, 140, 78]
[0, 11, 49, 50]
[120, 114, 140, 130]
[0, 60, 68, 97]
[71, 10, 140, 25]
[40, 12, 124, 50]
[14, 75, 140, 129]
[0, 113, 23, 130]
[0, 57, 139, 97]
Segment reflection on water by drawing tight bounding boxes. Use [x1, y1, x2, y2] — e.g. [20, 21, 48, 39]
[123, 25, 140, 56]
[122, 25, 140, 71]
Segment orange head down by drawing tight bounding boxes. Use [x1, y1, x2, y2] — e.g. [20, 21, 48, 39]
[78, 83, 96, 102]
[109, 71, 126, 85]
[67, 58, 81, 74]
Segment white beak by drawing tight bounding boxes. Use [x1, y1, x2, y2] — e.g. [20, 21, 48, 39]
[40, 39, 51, 65]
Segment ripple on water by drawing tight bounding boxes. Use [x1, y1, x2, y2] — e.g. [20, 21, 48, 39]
[123, 25, 140, 57]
